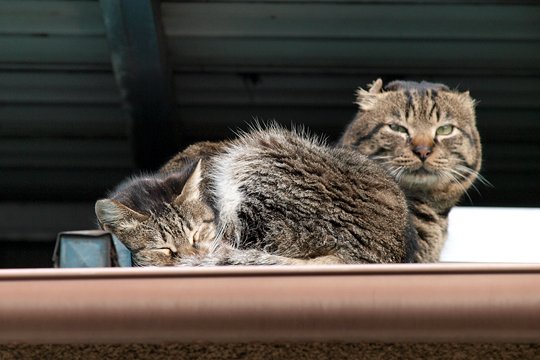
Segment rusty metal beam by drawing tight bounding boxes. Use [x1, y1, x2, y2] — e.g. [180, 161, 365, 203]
[1, 264, 540, 344]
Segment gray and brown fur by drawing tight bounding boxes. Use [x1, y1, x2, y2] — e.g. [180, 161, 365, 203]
[161, 140, 231, 174]
[339, 79, 483, 262]
[95, 161, 218, 266]
[96, 126, 418, 266]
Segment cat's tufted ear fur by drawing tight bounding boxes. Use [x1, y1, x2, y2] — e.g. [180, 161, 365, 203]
[445, 90, 477, 115]
[95, 198, 149, 231]
[174, 159, 203, 205]
[458, 90, 476, 105]
[452, 90, 478, 124]
[460, 90, 477, 107]
[355, 78, 384, 111]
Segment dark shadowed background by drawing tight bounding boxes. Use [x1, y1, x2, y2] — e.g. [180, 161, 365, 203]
[1, 0, 539, 267]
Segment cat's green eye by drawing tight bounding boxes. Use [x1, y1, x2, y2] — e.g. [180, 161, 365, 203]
[389, 124, 408, 134]
[436, 124, 454, 136]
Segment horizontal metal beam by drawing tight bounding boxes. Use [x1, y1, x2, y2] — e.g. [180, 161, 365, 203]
[1, 264, 540, 343]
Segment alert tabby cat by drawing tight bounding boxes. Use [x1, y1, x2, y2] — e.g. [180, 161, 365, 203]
[96, 126, 418, 266]
[339, 79, 483, 262]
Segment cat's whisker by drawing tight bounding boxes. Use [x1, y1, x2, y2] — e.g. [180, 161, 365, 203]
[448, 167, 469, 181]
[388, 166, 400, 178]
[392, 166, 410, 185]
[449, 167, 477, 188]
[211, 225, 226, 253]
[373, 158, 394, 167]
[211, 233, 224, 253]
[454, 165, 493, 195]
[374, 159, 398, 178]
[395, 167, 407, 184]
[385, 164, 407, 184]
[441, 169, 473, 204]
[448, 168, 482, 195]
[455, 165, 493, 188]
[475, 173, 493, 188]
[454, 164, 475, 176]
[370, 155, 393, 162]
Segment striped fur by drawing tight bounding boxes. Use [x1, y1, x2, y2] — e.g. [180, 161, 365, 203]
[96, 126, 418, 266]
[339, 79, 483, 262]
[95, 161, 217, 266]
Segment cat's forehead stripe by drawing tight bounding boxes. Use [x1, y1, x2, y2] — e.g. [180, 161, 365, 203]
[405, 90, 414, 120]
[352, 123, 386, 147]
[428, 101, 437, 122]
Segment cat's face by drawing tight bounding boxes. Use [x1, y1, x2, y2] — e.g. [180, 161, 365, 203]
[95, 162, 217, 266]
[340, 79, 482, 193]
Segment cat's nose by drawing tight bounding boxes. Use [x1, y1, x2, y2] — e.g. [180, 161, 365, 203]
[412, 145, 432, 161]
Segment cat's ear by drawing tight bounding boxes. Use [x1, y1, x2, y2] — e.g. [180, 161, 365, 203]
[355, 78, 383, 111]
[95, 199, 148, 231]
[461, 90, 476, 103]
[174, 160, 203, 205]
[368, 78, 384, 94]
[454, 90, 477, 108]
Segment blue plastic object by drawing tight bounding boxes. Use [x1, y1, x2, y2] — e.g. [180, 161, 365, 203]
[53, 230, 132, 268]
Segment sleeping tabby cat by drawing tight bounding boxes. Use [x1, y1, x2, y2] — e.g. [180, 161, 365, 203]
[339, 79, 483, 262]
[95, 126, 417, 266]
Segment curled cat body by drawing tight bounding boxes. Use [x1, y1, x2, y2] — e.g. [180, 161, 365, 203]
[339, 79, 483, 262]
[96, 126, 418, 266]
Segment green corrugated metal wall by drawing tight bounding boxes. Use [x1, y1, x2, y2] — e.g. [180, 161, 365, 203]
[1, 0, 539, 267]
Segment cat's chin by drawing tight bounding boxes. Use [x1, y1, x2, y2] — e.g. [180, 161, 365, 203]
[398, 168, 442, 188]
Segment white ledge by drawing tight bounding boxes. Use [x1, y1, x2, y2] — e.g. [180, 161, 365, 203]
[442, 207, 540, 263]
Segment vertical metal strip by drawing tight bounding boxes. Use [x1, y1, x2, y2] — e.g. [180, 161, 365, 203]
[99, 0, 177, 170]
